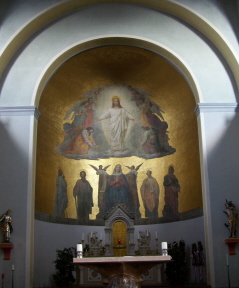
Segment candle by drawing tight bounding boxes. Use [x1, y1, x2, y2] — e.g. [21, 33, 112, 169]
[91, 232, 93, 238]
[161, 242, 167, 249]
[82, 233, 84, 241]
[226, 254, 228, 266]
[12, 264, 14, 271]
[77, 244, 83, 252]
[155, 231, 158, 239]
[146, 230, 149, 236]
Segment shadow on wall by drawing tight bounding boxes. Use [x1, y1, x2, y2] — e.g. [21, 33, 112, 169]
[206, 111, 239, 287]
[0, 121, 28, 208]
[216, 0, 239, 44]
[0, 120, 29, 288]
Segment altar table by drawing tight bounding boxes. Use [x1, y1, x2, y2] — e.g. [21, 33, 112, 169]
[73, 255, 172, 287]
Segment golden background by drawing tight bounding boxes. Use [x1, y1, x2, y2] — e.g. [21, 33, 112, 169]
[35, 45, 202, 221]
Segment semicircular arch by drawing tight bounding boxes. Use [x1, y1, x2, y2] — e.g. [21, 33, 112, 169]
[1, 0, 238, 96]
[33, 36, 201, 106]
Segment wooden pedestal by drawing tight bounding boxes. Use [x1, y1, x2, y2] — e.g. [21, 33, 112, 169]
[225, 238, 239, 255]
[0, 243, 14, 260]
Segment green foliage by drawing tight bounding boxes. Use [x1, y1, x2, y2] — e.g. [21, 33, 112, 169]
[53, 247, 76, 288]
[165, 240, 188, 286]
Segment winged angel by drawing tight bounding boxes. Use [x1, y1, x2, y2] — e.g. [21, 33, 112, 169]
[89, 164, 111, 217]
[56, 83, 175, 160]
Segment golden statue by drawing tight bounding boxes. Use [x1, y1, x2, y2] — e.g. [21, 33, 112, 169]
[0, 209, 13, 243]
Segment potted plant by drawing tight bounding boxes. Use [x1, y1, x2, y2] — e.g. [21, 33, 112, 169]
[53, 247, 76, 288]
[165, 240, 188, 288]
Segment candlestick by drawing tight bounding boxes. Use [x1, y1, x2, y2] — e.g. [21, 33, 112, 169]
[161, 242, 168, 256]
[155, 238, 159, 255]
[77, 243, 83, 252]
[161, 242, 167, 249]
[81, 239, 84, 250]
[226, 253, 231, 288]
[77, 244, 83, 258]
[155, 231, 158, 239]
[12, 268, 14, 288]
[1, 274, 4, 288]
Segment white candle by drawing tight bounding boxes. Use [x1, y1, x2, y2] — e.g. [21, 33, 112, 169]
[146, 230, 149, 236]
[155, 231, 158, 239]
[82, 233, 84, 241]
[12, 265, 14, 271]
[161, 242, 167, 249]
[77, 244, 83, 252]
[226, 254, 228, 265]
[91, 232, 93, 238]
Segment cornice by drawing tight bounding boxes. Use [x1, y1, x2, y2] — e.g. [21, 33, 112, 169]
[0, 106, 41, 120]
[195, 103, 239, 117]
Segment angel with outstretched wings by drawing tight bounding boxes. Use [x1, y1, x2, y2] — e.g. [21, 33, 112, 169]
[125, 163, 143, 218]
[64, 87, 103, 129]
[125, 163, 143, 175]
[89, 164, 110, 215]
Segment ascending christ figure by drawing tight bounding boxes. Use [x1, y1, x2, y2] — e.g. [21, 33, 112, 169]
[95, 96, 137, 152]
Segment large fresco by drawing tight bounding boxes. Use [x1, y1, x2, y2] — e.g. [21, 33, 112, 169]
[56, 83, 175, 160]
[35, 46, 203, 225]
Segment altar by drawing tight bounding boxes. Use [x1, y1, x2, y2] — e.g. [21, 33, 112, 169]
[73, 255, 172, 287]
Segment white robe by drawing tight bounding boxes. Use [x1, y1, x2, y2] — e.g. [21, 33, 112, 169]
[98, 107, 134, 151]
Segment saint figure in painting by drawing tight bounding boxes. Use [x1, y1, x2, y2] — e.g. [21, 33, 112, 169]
[65, 127, 99, 155]
[162, 166, 181, 220]
[84, 97, 94, 128]
[140, 170, 160, 218]
[54, 168, 68, 217]
[103, 164, 134, 214]
[95, 96, 137, 152]
[73, 171, 93, 222]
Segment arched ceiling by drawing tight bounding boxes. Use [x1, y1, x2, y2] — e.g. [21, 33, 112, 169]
[0, 0, 238, 101]
[33, 36, 200, 106]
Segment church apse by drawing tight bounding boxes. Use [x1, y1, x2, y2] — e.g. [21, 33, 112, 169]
[35, 46, 203, 225]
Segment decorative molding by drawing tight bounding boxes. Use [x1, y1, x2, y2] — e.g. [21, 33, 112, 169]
[195, 103, 239, 117]
[0, 106, 41, 120]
